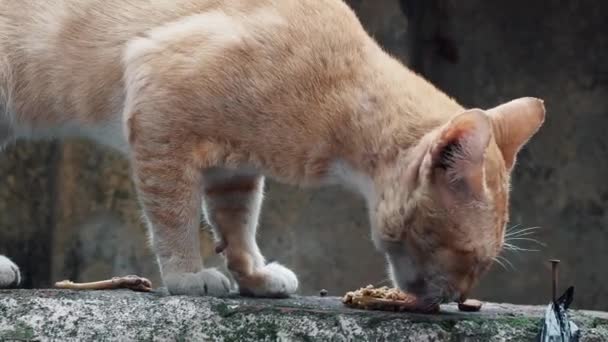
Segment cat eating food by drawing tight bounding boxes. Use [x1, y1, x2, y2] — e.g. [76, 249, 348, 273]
[342, 285, 483, 314]
[0, 0, 544, 301]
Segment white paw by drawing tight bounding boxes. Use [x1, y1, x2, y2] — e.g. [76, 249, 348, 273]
[0, 255, 21, 288]
[239, 262, 298, 298]
[164, 268, 232, 296]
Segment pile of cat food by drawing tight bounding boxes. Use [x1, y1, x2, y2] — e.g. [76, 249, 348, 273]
[342, 285, 483, 314]
[342, 285, 440, 313]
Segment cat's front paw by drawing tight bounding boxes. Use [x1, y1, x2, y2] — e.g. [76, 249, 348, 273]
[0, 255, 21, 288]
[238, 262, 298, 298]
[164, 268, 232, 296]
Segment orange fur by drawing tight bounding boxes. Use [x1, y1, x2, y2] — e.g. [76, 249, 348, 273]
[0, 0, 545, 300]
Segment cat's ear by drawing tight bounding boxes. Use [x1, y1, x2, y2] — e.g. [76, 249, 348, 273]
[428, 109, 491, 199]
[487, 97, 545, 171]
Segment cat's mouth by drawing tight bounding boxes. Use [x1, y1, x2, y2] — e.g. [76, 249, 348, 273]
[399, 279, 458, 306]
[421, 290, 460, 306]
[386, 251, 458, 304]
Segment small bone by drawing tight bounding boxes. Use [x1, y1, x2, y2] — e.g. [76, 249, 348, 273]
[55, 275, 152, 292]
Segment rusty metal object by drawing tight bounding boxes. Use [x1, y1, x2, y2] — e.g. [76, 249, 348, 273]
[550, 259, 560, 302]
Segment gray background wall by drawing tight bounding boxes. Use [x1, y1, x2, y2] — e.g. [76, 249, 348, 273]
[0, 0, 606, 310]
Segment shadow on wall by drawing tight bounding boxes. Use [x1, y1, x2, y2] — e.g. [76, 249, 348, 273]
[0, 0, 606, 310]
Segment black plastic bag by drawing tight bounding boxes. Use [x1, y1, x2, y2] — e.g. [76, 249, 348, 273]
[538, 286, 580, 342]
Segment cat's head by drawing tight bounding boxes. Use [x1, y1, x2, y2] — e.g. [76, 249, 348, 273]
[371, 97, 545, 306]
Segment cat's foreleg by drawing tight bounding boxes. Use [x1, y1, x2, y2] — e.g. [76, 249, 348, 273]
[202, 169, 298, 297]
[129, 146, 231, 296]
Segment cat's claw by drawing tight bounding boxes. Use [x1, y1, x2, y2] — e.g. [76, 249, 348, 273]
[238, 262, 298, 298]
[164, 268, 232, 296]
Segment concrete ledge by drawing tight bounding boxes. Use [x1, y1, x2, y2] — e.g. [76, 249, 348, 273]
[1, 290, 607, 341]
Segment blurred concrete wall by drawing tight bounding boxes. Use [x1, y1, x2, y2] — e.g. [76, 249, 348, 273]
[0, 0, 606, 310]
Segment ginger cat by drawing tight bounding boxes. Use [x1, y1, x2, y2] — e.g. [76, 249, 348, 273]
[0, 0, 545, 304]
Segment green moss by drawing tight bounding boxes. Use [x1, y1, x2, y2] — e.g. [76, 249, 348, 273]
[500, 316, 538, 329]
[0, 321, 37, 341]
[213, 302, 235, 317]
[293, 333, 316, 342]
[435, 319, 458, 332]
[364, 315, 388, 329]
[590, 317, 608, 329]
[250, 320, 280, 340]
[221, 319, 280, 341]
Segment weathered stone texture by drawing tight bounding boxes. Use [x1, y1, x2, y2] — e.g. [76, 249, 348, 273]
[1, 290, 607, 341]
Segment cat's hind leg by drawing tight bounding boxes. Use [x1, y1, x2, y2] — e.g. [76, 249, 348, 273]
[0, 255, 21, 288]
[202, 168, 298, 297]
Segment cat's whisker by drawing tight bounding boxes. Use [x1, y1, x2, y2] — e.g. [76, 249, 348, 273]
[503, 241, 540, 251]
[505, 230, 540, 238]
[504, 226, 541, 237]
[505, 226, 541, 235]
[503, 243, 540, 252]
[503, 225, 545, 253]
[503, 242, 518, 250]
[492, 256, 508, 271]
[505, 223, 522, 234]
[505, 227, 541, 236]
[494, 255, 516, 271]
[504, 237, 546, 247]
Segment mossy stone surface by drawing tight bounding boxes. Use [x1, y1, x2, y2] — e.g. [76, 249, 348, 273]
[1, 290, 606, 341]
